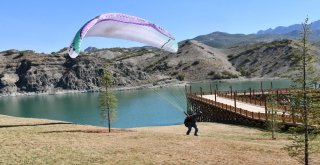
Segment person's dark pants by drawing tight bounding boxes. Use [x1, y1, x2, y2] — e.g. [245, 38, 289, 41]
[186, 123, 198, 135]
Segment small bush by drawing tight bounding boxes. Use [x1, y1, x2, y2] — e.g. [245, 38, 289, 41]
[208, 71, 216, 76]
[177, 61, 183, 68]
[182, 66, 190, 70]
[171, 72, 178, 76]
[221, 71, 238, 78]
[207, 71, 222, 79]
[212, 73, 223, 79]
[243, 58, 250, 63]
[192, 61, 200, 66]
[177, 73, 185, 81]
[227, 54, 234, 59]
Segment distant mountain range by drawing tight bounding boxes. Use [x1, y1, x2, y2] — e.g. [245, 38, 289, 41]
[257, 20, 320, 35]
[192, 20, 320, 48]
[84, 47, 98, 52]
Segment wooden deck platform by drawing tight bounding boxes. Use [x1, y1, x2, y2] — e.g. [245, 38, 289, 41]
[186, 87, 303, 128]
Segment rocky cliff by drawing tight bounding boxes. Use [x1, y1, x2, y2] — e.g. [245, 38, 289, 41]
[227, 39, 320, 78]
[0, 50, 106, 95]
[0, 40, 239, 96]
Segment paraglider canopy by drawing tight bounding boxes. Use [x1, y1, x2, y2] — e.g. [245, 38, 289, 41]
[68, 13, 178, 58]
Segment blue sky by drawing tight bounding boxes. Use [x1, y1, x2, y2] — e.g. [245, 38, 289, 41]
[0, 0, 319, 53]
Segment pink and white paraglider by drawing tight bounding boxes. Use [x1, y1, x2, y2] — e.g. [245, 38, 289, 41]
[68, 13, 178, 58]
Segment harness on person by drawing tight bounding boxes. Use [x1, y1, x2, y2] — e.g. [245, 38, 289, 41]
[184, 116, 192, 127]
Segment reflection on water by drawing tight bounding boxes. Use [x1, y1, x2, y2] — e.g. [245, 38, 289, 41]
[0, 79, 293, 128]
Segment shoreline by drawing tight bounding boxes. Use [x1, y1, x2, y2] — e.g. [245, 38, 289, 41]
[0, 77, 285, 98]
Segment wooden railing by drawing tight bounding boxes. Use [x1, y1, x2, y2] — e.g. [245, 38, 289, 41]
[187, 93, 304, 124]
[191, 88, 301, 111]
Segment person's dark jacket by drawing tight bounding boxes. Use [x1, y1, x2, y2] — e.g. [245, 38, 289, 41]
[186, 111, 202, 126]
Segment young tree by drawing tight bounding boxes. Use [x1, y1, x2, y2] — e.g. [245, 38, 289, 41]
[266, 94, 278, 140]
[285, 17, 320, 165]
[99, 65, 118, 132]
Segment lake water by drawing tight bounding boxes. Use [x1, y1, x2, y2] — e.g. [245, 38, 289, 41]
[0, 79, 293, 128]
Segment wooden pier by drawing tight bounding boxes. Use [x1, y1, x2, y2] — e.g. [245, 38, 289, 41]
[186, 86, 304, 128]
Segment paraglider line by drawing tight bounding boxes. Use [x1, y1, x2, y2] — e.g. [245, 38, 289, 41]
[161, 39, 172, 49]
[151, 88, 186, 113]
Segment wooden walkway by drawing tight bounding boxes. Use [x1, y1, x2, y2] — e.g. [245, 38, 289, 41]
[186, 87, 303, 127]
[203, 95, 266, 113]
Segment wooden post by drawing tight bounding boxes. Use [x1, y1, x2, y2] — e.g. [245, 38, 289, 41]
[216, 84, 218, 91]
[234, 92, 237, 108]
[276, 90, 279, 108]
[265, 98, 268, 121]
[249, 88, 252, 102]
[189, 86, 192, 94]
[258, 112, 261, 120]
[200, 87, 203, 100]
[214, 90, 217, 102]
[230, 85, 233, 98]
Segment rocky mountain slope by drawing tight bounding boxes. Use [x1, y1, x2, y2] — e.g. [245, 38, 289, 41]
[192, 32, 281, 48]
[142, 40, 239, 82]
[227, 39, 320, 78]
[0, 40, 239, 96]
[0, 50, 107, 95]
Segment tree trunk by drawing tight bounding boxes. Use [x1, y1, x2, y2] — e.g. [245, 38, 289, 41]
[108, 108, 111, 133]
[302, 19, 309, 165]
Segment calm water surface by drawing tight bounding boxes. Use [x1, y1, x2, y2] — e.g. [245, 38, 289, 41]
[0, 79, 293, 128]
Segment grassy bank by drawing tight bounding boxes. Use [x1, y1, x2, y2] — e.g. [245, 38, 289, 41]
[0, 115, 316, 164]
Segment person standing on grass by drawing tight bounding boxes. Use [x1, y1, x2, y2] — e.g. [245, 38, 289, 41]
[185, 111, 202, 136]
